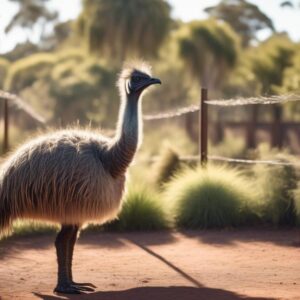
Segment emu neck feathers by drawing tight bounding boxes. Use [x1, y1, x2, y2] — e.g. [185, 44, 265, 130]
[107, 93, 142, 178]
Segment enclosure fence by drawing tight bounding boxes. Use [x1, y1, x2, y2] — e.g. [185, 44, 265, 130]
[143, 89, 300, 168]
[0, 89, 46, 153]
[1, 88, 300, 168]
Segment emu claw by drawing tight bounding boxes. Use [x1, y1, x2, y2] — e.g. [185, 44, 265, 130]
[54, 283, 82, 294]
[71, 281, 96, 288]
[72, 284, 95, 292]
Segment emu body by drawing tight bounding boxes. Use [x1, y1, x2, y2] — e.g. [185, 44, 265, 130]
[0, 130, 125, 226]
[0, 63, 161, 294]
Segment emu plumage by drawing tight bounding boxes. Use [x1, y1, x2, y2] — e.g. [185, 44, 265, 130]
[0, 63, 161, 294]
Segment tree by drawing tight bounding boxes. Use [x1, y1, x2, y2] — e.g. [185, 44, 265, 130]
[5, 0, 58, 37]
[177, 19, 240, 91]
[249, 35, 295, 148]
[77, 0, 172, 61]
[205, 0, 275, 47]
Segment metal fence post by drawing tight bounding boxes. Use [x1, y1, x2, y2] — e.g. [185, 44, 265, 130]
[199, 88, 208, 167]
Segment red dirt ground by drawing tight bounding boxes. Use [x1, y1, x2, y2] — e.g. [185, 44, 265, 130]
[0, 229, 299, 300]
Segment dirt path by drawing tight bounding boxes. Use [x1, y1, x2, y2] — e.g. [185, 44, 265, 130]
[0, 229, 299, 300]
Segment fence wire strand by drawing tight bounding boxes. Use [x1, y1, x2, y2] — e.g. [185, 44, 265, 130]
[0, 90, 46, 124]
[143, 94, 300, 121]
[143, 104, 199, 120]
[206, 94, 300, 106]
[137, 154, 300, 167]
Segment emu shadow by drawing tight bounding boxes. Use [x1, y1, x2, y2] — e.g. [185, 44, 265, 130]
[34, 286, 275, 300]
[180, 228, 300, 247]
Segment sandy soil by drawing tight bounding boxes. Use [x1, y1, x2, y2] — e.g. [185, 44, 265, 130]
[0, 229, 299, 300]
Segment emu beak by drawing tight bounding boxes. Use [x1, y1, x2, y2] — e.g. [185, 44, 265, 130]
[149, 77, 162, 85]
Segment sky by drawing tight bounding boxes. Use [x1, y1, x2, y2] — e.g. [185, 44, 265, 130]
[0, 0, 299, 54]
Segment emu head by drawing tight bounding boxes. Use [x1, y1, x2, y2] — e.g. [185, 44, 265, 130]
[118, 62, 161, 99]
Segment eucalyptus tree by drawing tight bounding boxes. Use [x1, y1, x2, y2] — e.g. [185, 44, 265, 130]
[77, 0, 172, 61]
[205, 0, 274, 47]
[177, 19, 240, 144]
[177, 19, 240, 91]
[249, 35, 295, 147]
[5, 0, 58, 35]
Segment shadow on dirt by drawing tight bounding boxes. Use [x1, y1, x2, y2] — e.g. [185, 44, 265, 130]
[34, 286, 275, 300]
[0, 230, 177, 259]
[180, 228, 300, 247]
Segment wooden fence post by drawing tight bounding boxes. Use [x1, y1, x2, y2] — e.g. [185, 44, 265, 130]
[3, 98, 9, 153]
[199, 88, 208, 167]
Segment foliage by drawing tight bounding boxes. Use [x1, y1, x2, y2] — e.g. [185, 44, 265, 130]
[205, 0, 274, 47]
[249, 35, 295, 94]
[177, 19, 240, 90]
[0, 58, 10, 88]
[5, 0, 58, 34]
[153, 146, 181, 187]
[5, 52, 55, 91]
[252, 152, 298, 226]
[210, 132, 246, 158]
[50, 58, 117, 125]
[11, 220, 57, 237]
[105, 184, 168, 231]
[165, 165, 259, 229]
[77, 0, 172, 61]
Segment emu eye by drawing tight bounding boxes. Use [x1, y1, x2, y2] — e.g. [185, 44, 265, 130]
[132, 76, 142, 83]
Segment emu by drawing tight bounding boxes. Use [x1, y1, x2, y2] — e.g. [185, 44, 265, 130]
[0, 63, 161, 294]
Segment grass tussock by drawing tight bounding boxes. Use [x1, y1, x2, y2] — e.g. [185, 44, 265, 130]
[106, 184, 169, 231]
[165, 164, 259, 229]
[153, 146, 181, 187]
[253, 155, 298, 226]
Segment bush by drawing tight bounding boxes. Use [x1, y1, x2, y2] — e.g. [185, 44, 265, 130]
[165, 165, 259, 229]
[106, 184, 168, 231]
[153, 146, 181, 187]
[253, 155, 298, 226]
[11, 220, 57, 237]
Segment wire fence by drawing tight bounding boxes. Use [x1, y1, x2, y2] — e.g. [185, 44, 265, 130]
[143, 94, 300, 121]
[0, 90, 46, 124]
[1, 89, 300, 169]
[143, 91, 300, 168]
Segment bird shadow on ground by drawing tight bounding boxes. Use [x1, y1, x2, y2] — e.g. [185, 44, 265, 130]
[34, 286, 275, 300]
[180, 228, 300, 248]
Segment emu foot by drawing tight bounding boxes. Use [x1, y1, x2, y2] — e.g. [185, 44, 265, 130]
[71, 281, 96, 291]
[54, 282, 82, 294]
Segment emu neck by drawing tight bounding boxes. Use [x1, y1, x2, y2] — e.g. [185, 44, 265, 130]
[108, 93, 141, 177]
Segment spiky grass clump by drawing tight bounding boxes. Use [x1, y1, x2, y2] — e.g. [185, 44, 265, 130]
[165, 165, 259, 229]
[254, 158, 298, 226]
[106, 184, 168, 231]
[153, 147, 181, 187]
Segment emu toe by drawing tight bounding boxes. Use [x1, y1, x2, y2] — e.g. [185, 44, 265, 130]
[71, 281, 96, 290]
[54, 283, 82, 294]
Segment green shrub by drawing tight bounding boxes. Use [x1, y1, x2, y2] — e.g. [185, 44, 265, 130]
[11, 220, 58, 237]
[294, 187, 300, 226]
[106, 184, 168, 231]
[165, 165, 259, 229]
[254, 156, 298, 226]
[153, 147, 181, 187]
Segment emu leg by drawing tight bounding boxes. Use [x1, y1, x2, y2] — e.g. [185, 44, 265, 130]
[67, 225, 96, 292]
[54, 225, 82, 294]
